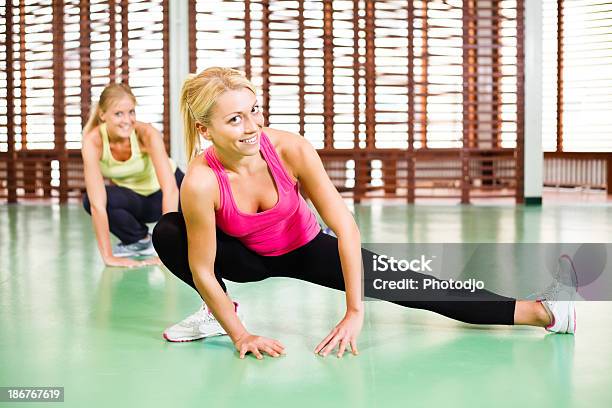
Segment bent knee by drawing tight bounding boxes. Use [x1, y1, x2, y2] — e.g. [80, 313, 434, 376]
[152, 212, 186, 252]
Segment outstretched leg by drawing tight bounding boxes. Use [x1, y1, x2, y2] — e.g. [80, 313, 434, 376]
[270, 232, 543, 326]
[153, 217, 551, 329]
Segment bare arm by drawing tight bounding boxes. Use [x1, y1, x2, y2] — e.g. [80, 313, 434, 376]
[181, 166, 246, 340]
[136, 122, 178, 213]
[82, 137, 114, 260]
[181, 162, 285, 359]
[284, 132, 363, 357]
[290, 136, 363, 314]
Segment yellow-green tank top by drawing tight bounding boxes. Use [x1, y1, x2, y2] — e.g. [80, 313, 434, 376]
[98, 123, 176, 196]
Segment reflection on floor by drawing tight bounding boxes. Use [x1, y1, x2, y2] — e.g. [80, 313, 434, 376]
[1, 203, 611, 407]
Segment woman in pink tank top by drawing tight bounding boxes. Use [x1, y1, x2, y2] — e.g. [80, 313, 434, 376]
[152, 68, 575, 360]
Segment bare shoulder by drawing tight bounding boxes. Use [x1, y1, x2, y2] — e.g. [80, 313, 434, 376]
[264, 126, 310, 150]
[181, 152, 220, 210]
[82, 125, 101, 146]
[133, 121, 162, 151]
[263, 127, 315, 174]
[134, 121, 159, 141]
[81, 126, 102, 157]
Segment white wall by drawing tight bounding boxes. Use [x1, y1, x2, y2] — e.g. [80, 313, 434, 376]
[524, 0, 544, 202]
[169, 0, 190, 169]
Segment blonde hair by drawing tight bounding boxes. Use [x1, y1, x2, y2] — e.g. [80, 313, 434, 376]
[180, 67, 257, 161]
[83, 82, 137, 136]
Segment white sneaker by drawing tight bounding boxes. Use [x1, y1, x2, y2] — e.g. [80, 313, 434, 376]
[113, 235, 156, 258]
[538, 255, 578, 334]
[163, 301, 243, 342]
[540, 299, 576, 334]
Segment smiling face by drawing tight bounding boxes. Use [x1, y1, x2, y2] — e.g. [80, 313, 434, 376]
[100, 96, 136, 140]
[198, 87, 264, 157]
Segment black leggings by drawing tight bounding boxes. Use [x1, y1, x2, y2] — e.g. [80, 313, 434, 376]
[83, 168, 184, 244]
[152, 212, 516, 325]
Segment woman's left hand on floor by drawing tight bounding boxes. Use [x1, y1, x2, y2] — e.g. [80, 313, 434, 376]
[314, 309, 364, 358]
[137, 256, 162, 267]
[105, 256, 162, 268]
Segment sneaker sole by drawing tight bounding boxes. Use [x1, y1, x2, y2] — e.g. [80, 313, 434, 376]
[568, 303, 576, 334]
[113, 251, 139, 258]
[562, 301, 576, 335]
[559, 254, 577, 334]
[113, 249, 157, 258]
[136, 247, 157, 257]
[162, 332, 226, 342]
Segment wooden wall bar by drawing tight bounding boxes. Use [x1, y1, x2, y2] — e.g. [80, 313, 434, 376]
[52, 0, 67, 201]
[162, 0, 170, 153]
[1, 0, 534, 203]
[516, 0, 525, 203]
[190, 0, 526, 203]
[4, 2, 17, 202]
[0, 0, 170, 202]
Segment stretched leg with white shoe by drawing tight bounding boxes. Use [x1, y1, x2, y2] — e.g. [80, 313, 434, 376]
[153, 212, 576, 341]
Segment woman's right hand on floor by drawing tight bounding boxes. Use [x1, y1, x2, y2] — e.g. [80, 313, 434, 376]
[104, 256, 162, 268]
[234, 333, 285, 360]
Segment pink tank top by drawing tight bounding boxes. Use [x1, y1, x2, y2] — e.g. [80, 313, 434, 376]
[204, 131, 321, 256]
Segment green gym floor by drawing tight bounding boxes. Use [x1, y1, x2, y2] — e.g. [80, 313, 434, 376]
[1, 202, 611, 407]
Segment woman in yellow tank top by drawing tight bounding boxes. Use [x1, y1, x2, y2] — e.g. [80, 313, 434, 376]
[81, 83, 184, 267]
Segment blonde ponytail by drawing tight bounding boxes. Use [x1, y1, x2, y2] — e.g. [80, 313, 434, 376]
[179, 67, 257, 162]
[180, 75, 200, 162]
[83, 102, 102, 136]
